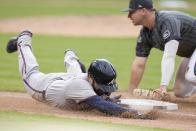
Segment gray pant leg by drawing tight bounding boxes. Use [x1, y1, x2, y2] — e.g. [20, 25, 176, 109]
[64, 51, 82, 74]
[18, 35, 49, 101]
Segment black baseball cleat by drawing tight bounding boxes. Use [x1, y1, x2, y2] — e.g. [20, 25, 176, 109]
[6, 37, 18, 53]
[78, 60, 86, 73]
[6, 30, 33, 53]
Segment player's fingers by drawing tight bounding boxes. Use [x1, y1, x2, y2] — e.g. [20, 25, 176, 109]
[152, 90, 163, 100]
[161, 92, 171, 101]
[142, 109, 159, 120]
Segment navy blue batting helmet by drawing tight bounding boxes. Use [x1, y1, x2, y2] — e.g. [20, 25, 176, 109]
[88, 59, 118, 96]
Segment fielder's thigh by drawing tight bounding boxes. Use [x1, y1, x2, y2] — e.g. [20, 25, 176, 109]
[185, 49, 196, 83]
[173, 58, 196, 97]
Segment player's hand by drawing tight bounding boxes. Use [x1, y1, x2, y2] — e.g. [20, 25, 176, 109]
[152, 85, 167, 100]
[121, 109, 158, 120]
[120, 108, 140, 118]
[137, 110, 158, 120]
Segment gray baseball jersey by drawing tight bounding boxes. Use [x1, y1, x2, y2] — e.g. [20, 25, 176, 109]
[17, 35, 96, 109]
[136, 11, 196, 58]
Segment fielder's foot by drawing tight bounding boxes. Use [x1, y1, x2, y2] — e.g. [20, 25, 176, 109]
[65, 49, 86, 73]
[6, 30, 33, 53]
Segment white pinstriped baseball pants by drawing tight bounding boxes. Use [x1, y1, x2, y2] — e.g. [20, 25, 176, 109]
[173, 49, 196, 97]
[17, 35, 83, 102]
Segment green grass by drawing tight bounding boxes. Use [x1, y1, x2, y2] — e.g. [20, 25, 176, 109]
[0, 111, 172, 131]
[0, 34, 180, 92]
[154, 0, 196, 16]
[0, 0, 129, 18]
[0, 0, 196, 18]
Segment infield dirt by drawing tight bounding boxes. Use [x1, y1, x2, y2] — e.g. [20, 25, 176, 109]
[0, 91, 196, 131]
[0, 15, 140, 37]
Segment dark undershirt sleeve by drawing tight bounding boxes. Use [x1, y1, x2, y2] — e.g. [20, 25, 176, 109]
[84, 95, 128, 116]
[136, 29, 152, 57]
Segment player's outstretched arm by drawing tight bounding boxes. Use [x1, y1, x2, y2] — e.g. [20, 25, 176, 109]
[84, 95, 157, 119]
[129, 57, 148, 93]
[85, 95, 130, 115]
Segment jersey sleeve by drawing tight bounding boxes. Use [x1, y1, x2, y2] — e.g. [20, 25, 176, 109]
[85, 95, 128, 116]
[160, 17, 181, 43]
[65, 79, 96, 103]
[136, 29, 152, 57]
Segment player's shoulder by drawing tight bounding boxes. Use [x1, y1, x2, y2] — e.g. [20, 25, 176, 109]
[156, 11, 175, 23]
[69, 79, 92, 89]
[65, 78, 96, 96]
[156, 10, 191, 22]
[155, 11, 182, 30]
[156, 10, 179, 18]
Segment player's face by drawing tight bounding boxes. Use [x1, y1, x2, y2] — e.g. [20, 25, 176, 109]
[88, 75, 106, 96]
[128, 9, 144, 26]
[88, 75, 94, 86]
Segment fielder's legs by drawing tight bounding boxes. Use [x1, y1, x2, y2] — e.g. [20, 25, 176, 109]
[185, 49, 196, 84]
[173, 55, 196, 97]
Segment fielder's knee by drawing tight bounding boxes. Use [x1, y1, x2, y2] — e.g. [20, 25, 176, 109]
[185, 69, 196, 83]
[174, 91, 185, 98]
[174, 87, 185, 98]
